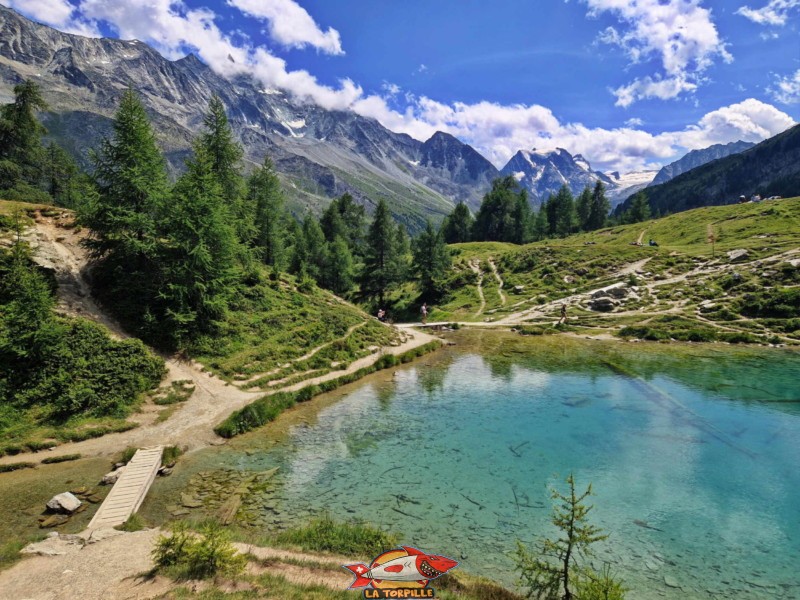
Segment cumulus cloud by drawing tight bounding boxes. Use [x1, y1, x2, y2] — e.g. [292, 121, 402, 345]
[736, 0, 800, 26]
[769, 69, 800, 104]
[580, 0, 731, 106]
[8, 0, 795, 173]
[226, 0, 343, 55]
[5, 0, 100, 36]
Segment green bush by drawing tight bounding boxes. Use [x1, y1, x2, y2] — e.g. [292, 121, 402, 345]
[276, 513, 397, 556]
[41, 453, 81, 464]
[152, 521, 245, 580]
[0, 462, 35, 473]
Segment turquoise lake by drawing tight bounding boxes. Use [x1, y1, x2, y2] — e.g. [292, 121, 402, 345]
[163, 332, 800, 598]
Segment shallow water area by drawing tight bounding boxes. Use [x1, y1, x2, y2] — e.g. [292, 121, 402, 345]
[152, 331, 800, 598]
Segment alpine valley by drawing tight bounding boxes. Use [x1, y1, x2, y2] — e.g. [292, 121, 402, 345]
[1, 5, 667, 228]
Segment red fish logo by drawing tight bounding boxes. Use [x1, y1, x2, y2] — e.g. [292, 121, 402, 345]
[343, 546, 458, 597]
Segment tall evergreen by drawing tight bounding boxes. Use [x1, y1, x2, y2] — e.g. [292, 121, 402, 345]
[575, 185, 592, 231]
[532, 206, 549, 241]
[441, 202, 473, 244]
[301, 215, 327, 282]
[551, 185, 577, 237]
[198, 96, 249, 242]
[157, 143, 239, 343]
[473, 176, 528, 243]
[412, 221, 451, 299]
[321, 192, 366, 256]
[586, 180, 610, 231]
[0, 80, 48, 192]
[625, 191, 651, 224]
[361, 199, 401, 305]
[249, 157, 285, 268]
[83, 89, 169, 333]
[322, 236, 355, 295]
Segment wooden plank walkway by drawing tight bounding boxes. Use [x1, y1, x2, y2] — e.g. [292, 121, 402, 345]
[87, 446, 163, 531]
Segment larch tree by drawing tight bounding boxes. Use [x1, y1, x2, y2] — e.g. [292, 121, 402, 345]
[442, 202, 474, 244]
[412, 220, 452, 299]
[361, 198, 401, 305]
[249, 156, 285, 269]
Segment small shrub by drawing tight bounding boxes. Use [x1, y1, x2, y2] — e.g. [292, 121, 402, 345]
[161, 445, 183, 467]
[276, 513, 397, 556]
[0, 462, 35, 473]
[153, 521, 245, 580]
[116, 446, 138, 465]
[41, 453, 81, 464]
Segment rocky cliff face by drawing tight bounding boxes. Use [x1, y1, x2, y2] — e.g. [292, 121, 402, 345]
[0, 5, 495, 230]
[499, 148, 616, 207]
[650, 141, 755, 187]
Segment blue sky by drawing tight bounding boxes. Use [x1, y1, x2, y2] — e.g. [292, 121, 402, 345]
[6, 0, 800, 171]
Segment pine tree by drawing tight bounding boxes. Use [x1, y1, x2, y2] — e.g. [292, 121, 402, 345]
[586, 180, 610, 231]
[321, 192, 366, 256]
[575, 185, 592, 232]
[442, 202, 473, 244]
[512, 190, 533, 244]
[412, 221, 452, 299]
[0, 80, 48, 188]
[322, 236, 355, 295]
[361, 199, 401, 305]
[473, 176, 527, 243]
[198, 96, 249, 242]
[157, 143, 239, 344]
[84, 89, 168, 259]
[552, 185, 577, 237]
[532, 206, 549, 241]
[514, 475, 618, 600]
[626, 191, 651, 224]
[301, 215, 327, 283]
[82, 89, 169, 332]
[249, 157, 285, 268]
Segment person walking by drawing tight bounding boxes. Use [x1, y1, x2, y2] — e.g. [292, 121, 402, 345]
[558, 302, 567, 325]
[421, 303, 428, 324]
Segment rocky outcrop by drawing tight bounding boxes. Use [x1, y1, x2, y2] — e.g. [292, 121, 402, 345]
[46, 492, 82, 514]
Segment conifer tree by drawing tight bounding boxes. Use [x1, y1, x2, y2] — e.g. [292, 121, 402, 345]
[249, 156, 285, 268]
[412, 221, 452, 299]
[301, 214, 327, 282]
[157, 143, 238, 343]
[575, 185, 592, 231]
[515, 475, 620, 600]
[198, 96, 249, 242]
[322, 236, 355, 295]
[473, 176, 527, 243]
[321, 192, 366, 256]
[361, 199, 401, 305]
[532, 206, 549, 241]
[0, 80, 48, 188]
[586, 180, 610, 231]
[626, 191, 651, 224]
[552, 185, 577, 237]
[442, 202, 473, 244]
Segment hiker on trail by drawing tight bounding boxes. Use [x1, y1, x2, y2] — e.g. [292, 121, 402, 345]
[558, 302, 567, 325]
[421, 303, 428, 324]
[377, 308, 386, 322]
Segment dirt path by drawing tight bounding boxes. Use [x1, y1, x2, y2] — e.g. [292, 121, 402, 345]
[636, 229, 646, 245]
[488, 258, 506, 306]
[0, 529, 354, 600]
[240, 320, 368, 385]
[468, 259, 486, 316]
[1, 214, 439, 466]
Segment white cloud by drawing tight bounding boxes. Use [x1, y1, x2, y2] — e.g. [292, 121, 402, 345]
[736, 0, 800, 26]
[769, 69, 800, 104]
[381, 82, 401, 97]
[580, 0, 731, 106]
[9, 0, 796, 173]
[225, 0, 343, 55]
[625, 117, 644, 127]
[5, 0, 100, 36]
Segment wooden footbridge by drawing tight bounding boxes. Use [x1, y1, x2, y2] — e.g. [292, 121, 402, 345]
[86, 446, 163, 531]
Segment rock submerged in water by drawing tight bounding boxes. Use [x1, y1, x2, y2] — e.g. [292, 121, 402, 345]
[46, 492, 82, 514]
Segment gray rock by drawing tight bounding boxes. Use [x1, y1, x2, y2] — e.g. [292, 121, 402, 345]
[727, 249, 749, 262]
[39, 514, 70, 528]
[46, 492, 82, 514]
[513, 285, 525, 293]
[607, 286, 629, 299]
[664, 575, 681, 588]
[102, 466, 125, 485]
[591, 289, 611, 299]
[589, 297, 618, 312]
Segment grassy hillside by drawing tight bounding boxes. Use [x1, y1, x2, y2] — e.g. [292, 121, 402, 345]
[413, 198, 800, 344]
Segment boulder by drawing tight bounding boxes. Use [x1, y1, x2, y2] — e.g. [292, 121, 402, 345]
[607, 287, 629, 299]
[101, 466, 126, 485]
[727, 249, 749, 262]
[589, 297, 617, 312]
[39, 514, 70, 528]
[513, 285, 525, 293]
[591, 289, 610, 299]
[46, 492, 82, 514]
